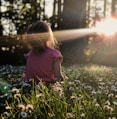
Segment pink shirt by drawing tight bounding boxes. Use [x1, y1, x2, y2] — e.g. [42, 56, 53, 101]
[24, 48, 63, 83]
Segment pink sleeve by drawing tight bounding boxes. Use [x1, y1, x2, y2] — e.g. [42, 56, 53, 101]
[53, 50, 63, 63]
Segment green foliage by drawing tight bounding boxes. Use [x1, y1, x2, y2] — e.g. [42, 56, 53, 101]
[1, 0, 49, 35]
[0, 64, 117, 118]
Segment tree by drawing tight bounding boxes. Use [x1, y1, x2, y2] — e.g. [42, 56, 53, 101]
[111, 0, 117, 16]
[1, 0, 47, 35]
[59, 0, 86, 29]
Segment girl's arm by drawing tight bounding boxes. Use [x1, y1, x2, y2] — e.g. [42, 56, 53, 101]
[54, 59, 68, 81]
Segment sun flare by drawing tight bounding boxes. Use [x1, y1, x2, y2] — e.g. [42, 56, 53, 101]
[95, 17, 117, 36]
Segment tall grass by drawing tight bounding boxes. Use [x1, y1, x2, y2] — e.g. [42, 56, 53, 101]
[0, 64, 117, 119]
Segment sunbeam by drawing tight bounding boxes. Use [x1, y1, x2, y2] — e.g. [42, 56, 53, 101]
[53, 28, 96, 41]
[6, 28, 96, 42]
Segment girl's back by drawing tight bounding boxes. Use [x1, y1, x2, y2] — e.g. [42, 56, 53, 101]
[24, 47, 62, 83]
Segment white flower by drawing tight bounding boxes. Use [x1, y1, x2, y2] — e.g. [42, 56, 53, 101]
[99, 78, 103, 82]
[68, 82, 74, 85]
[20, 111, 28, 118]
[66, 112, 75, 118]
[14, 93, 21, 99]
[81, 113, 85, 118]
[53, 86, 64, 96]
[99, 82, 105, 86]
[108, 93, 114, 98]
[80, 106, 84, 110]
[69, 87, 74, 91]
[113, 101, 117, 106]
[115, 95, 117, 98]
[26, 104, 34, 110]
[70, 95, 76, 99]
[5, 106, 12, 110]
[36, 93, 43, 98]
[95, 103, 100, 107]
[112, 117, 117, 119]
[109, 117, 117, 119]
[93, 99, 97, 103]
[91, 90, 97, 95]
[2, 111, 10, 118]
[18, 104, 25, 111]
[11, 88, 20, 94]
[74, 80, 80, 84]
[103, 105, 113, 112]
[97, 90, 102, 94]
[60, 81, 64, 84]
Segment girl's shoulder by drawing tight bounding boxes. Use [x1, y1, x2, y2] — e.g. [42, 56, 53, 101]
[47, 48, 63, 59]
[47, 47, 62, 54]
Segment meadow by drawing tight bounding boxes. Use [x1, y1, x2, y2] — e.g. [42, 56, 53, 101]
[0, 64, 117, 119]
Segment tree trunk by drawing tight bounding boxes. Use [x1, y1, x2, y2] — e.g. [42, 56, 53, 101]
[60, 0, 86, 29]
[111, 0, 117, 16]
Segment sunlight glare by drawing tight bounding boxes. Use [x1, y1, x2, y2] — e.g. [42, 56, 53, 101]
[95, 17, 117, 36]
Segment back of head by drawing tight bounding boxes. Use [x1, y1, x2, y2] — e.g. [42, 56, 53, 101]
[26, 21, 50, 53]
[27, 21, 49, 34]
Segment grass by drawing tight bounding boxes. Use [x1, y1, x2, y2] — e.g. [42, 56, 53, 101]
[0, 64, 117, 119]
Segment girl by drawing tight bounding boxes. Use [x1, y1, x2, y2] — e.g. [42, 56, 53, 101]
[24, 21, 66, 84]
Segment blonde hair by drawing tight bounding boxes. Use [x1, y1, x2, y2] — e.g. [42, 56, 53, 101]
[26, 21, 58, 53]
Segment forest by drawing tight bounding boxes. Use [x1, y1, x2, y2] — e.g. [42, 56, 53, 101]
[1, 0, 117, 66]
